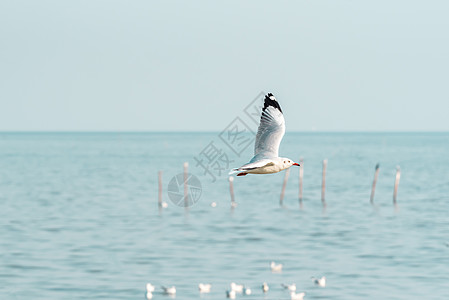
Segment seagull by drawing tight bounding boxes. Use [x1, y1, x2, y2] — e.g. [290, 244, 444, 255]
[230, 282, 244, 293]
[226, 289, 236, 299]
[312, 276, 326, 287]
[198, 283, 211, 293]
[161, 286, 176, 295]
[243, 286, 252, 295]
[146, 283, 155, 292]
[229, 93, 299, 176]
[146, 291, 153, 299]
[270, 261, 283, 272]
[262, 282, 269, 293]
[290, 292, 306, 300]
[281, 283, 296, 292]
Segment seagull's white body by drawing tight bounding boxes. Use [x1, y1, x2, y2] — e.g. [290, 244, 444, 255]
[226, 289, 236, 299]
[146, 283, 155, 292]
[229, 93, 299, 176]
[262, 282, 269, 293]
[230, 282, 244, 293]
[162, 286, 176, 295]
[282, 283, 296, 292]
[313, 276, 326, 287]
[198, 283, 212, 293]
[290, 292, 306, 300]
[270, 261, 283, 272]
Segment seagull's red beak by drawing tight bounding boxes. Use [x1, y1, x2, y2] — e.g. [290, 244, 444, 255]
[293, 163, 300, 166]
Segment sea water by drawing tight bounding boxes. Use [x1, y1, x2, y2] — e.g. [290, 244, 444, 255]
[0, 132, 448, 299]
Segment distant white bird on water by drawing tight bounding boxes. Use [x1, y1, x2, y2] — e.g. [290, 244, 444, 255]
[290, 291, 306, 300]
[312, 276, 326, 287]
[230, 282, 244, 293]
[229, 93, 299, 176]
[270, 261, 283, 272]
[226, 289, 236, 299]
[146, 283, 155, 292]
[198, 283, 211, 293]
[262, 282, 269, 293]
[243, 286, 252, 295]
[281, 283, 296, 292]
[161, 286, 176, 295]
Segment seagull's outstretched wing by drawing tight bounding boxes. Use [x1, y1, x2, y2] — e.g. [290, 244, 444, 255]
[252, 93, 285, 160]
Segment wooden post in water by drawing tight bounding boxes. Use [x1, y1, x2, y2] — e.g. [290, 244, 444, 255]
[298, 158, 304, 209]
[393, 166, 401, 207]
[370, 163, 380, 205]
[183, 162, 189, 208]
[158, 170, 163, 207]
[229, 176, 236, 208]
[321, 159, 328, 205]
[280, 168, 290, 206]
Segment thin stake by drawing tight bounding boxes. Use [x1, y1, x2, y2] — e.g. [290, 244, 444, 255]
[229, 176, 236, 206]
[158, 170, 163, 207]
[298, 158, 304, 209]
[321, 159, 328, 204]
[280, 168, 291, 206]
[183, 162, 189, 208]
[370, 163, 380, 205]
[393, 166, 401, 206]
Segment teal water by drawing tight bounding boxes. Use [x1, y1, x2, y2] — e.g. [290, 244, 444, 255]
[0, 132, 448, 299]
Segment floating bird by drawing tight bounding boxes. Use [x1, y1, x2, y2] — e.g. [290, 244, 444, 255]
[146, 283, 155, 292]
[270, 261, 283, 272]
[282, 283, 296, 292]
[161, 202, 168, 208]
[290, 291, 306, 300]
[226, 289, 236, 299]
[262, 282, 269, 293]
[161, 286, 176, 295]
[198, 283, 211, 293]
[230, 282, 244, 293]
[229, 93, 299, 176]
[243, 286, 252, 295]
[146, 291, 153, 299]
[262, 282, 269, 292]
[210, 202, 217, 207]
[312, 276, 326, 287]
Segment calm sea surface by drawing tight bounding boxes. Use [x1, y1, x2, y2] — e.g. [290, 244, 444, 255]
[0, 132, 448, 300]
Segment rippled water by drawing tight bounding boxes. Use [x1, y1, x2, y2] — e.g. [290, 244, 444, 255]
[0, 132, 448, 300]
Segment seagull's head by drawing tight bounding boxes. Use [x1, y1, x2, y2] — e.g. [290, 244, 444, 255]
[281, 158, 300, 168]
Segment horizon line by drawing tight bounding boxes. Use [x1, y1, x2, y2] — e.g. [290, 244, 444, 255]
[0, 130, 448, 134]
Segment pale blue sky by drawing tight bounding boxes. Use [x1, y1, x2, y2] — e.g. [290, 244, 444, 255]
[1, 1, 448, 131]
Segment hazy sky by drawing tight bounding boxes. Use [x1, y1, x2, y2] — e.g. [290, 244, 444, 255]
[1, 1, 448, 131]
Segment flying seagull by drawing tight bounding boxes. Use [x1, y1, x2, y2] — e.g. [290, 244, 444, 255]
[229, 93, 299, 176]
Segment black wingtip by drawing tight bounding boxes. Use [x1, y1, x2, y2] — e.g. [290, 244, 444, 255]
[263, 93, 283, 113]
